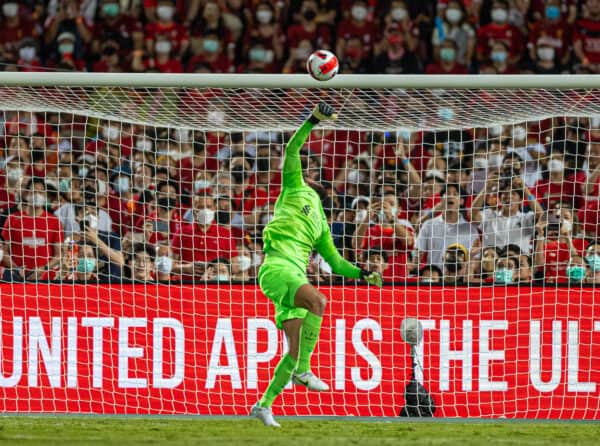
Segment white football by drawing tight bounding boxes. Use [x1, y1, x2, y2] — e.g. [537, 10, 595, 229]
[401, 318, 423, 345]
[307, 50, 339, 81]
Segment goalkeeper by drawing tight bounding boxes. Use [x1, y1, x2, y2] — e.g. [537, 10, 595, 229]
[251, 103, 382, 427]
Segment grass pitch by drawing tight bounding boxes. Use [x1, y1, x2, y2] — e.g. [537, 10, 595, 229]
[0, 416, 598, 445]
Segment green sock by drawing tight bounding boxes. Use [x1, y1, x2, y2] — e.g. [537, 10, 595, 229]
[258, 353, 295, 408]
[295, 312, 323, 374]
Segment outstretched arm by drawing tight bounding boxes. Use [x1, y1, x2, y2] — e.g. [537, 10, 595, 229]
[282, 103, 337, 189]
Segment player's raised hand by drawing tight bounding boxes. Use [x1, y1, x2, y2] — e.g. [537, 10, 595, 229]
[312, 102, 337, 121]
[361, 270, 383, 287]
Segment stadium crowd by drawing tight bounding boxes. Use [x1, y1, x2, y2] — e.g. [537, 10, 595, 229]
[0, 0, 599, 285]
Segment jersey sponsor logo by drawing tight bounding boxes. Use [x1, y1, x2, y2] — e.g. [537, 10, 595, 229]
[301, 204, 311, 216]
[22, 237, 46, 247]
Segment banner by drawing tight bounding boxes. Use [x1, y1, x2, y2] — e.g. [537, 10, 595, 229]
[0, 284, 599, 418]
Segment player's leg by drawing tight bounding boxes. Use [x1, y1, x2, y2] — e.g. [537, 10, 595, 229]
[291, 283, 329, 391]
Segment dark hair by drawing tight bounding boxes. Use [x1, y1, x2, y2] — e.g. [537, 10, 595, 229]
[419, 264, 443, 277]
[131, 243, 155, 260]
[157, 179, 179, 195]
[440, 182, 464, 197]
[362, 248, 389, 263]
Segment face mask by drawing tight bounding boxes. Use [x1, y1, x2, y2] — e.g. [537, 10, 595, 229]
[251, 252, 263, 267]
[586, 254, 600, 272]
[7, 167, 23, 182]
[155, 256, 173, 274]
[351, 5, 368, 20]
[347, 169, 363, 184]
[256, 9, 272, 24]
[78, 167, 89, 177]
[440, 47, 456, 62]
[512, 126, 527, 141]
[391, 7, 407, 21]
[296, 47, 311, 59]
[473, 158, 488, 170]
[155, 40, 172, 54]
[194, 179, 212, 193]
[103, 3, 120, 17]
[136, 138, 153, 152]
[157, 5, 174, 21]
[84, 213, 99, 231]
[547, 159, 564, 173]
[175, 128, 191, 143]
[421, 277, 435, 284]
[495, 268, 513, 284]
[261, 213, 273, 225]
[249, 48, 266, 62]
[59, 43, 75, 55]
[203, 39, 219, 54]
[567, 265, 587, 282]
[303, 9, 316, 21]
[102, 125, 120, 141]
[196, 208, 215, 225]
[445, 8, 462, 23]
[491, 50, 507, 63]
[77, 258, 96, 274]
[438, 107, 454, 121]
[537, 47, 555, 61]
[19, 46, 36, 62]
[238, 255, 252, 272]
[97, 179, 107, 195]
[490, 125, 503, 137]
[2, 3, 18, 17]
[390, 206, 398, 220]
[216, 210, 230, 225]
[488, 154, 504, 168]
[491, 8, 508, 23]
[545, 5, 560, 20]
[562, 219, 572, 233]
[28, 192, 46, 208]
[59, 178, 71, 193]
[216, 274, 229, 282]
[115, 176, 129, 193]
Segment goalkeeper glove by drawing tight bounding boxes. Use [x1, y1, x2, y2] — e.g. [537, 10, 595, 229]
[312, 102, 337, 121]
[361, 269, 383, 288]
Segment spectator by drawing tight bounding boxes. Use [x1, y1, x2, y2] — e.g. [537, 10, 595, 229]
[338, 36, 370, 74]
[2, 178, 64, 280]
[577, 140, 600, 238]
[0, 2, 38, 63]
[431, 0, 475, 66]
[372, 23, 421, 74]
[472, 175, 543, 255]
[533, 152, 577, 209]
[16, 38, 43, 72]
[480, 41, 519, 74]
[585, 242, 600, 284]
[45, 1, 92, 56]
[419, 264, 443, 284]
[40, 239, 78, 281]
[361, 248, 390, 282]
[476, 0, 523, 66]
[244, 2, 284, 63]
[283, 38, 314, 73]
[202, 257, 231, 282]
[92, 0, 144, 57]
[528, 0, 571, 66]
[415, 182, 479, 270]
[51, 31, 86, 71]
[133, 34, 183, 73]
[517, 254, 533, 283]
[526, 41, 564, 74]
[494, 256, 518, 284]
[443, 243, 468, 284]
[231, 243, 252, 282]
[336, 0, 377, 58]
[469, 245, 500, 283]
[574, 0, 600, 72]
[186, 30, 232, 73]
[129, 243, 155, 282]
[425, 38, 468, 74]
[381, 1, 419, 54]
[286, 0, 332, 51]
[172, 194, 238, 280]
[145, 0, 189, 58]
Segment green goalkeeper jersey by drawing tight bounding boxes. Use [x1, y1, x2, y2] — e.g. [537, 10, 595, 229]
[262, 118, 361, 280]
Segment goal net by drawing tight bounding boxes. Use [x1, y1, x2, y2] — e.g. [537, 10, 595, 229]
[0, 73, 598, 418]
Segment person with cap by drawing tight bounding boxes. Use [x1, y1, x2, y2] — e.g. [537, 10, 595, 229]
[51, 31, 86, 70]
[443, 243, 469, 284]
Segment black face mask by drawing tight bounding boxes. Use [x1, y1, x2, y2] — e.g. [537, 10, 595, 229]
[231, 166, 246, 184]
[217, 210, 231, 225]
[445, 254, 460, 273]
[158, 197, 176, 210]
[303, 9, 316, 21]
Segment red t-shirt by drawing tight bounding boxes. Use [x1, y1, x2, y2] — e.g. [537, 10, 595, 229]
[144, 57, 183, 73]
[144, 21, 188, 53]
[234, 185, 269, 213]
[573, 18, 600, 64]
[93, 15, 143, 42]
[0, 18, 37, 54]
[286, 24, 331, 49]
[2, 210, 64, 270]
[336, 19, 378, 53]
[172, 222, 238, 263]
[425, 62, 468, 74]
[361, 224, 413, 281]
[578, 198, 600, 237]
[542, 240, 570, 283]
[533, 177, 577, 209]
[186, 54, 233, 73]
[476, 23, 523, 60]
[528, 19, 571, 59]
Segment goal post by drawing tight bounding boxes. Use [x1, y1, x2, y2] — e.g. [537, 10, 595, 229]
[0, 74, 598, 418]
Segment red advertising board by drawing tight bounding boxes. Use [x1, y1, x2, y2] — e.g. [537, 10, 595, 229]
[0, 284, 599, 418]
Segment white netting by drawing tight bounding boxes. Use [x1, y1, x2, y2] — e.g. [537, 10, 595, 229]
[0, 76, 598, 418]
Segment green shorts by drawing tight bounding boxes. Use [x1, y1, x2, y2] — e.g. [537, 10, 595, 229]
[258, 257, 309, 329]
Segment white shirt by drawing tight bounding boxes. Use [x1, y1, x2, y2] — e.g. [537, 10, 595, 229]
[415, 214, 480, 269]
[55, 204, 112, 237]
[481, 208, 535, 254]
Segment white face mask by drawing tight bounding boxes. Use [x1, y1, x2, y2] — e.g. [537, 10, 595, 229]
[0, 247, 4, 261]
[445, 8, 462, 23]
[196, 208, 215, 225]
[7, 167, 23, 182]
[136, 138, 153, 152]
[156, 5, 174, 21]
[155, 40, 172, 54]
[488, 154, 504, 169]
[256, 9, 272, 24]
[155, 256, 174, 274]
[2, 3, 18, 17]
[175, 128, 191, 143]
[78, 167, 89, 178]
[537, 47, 555, 61]
[489, 125, 503, 137]
[391, 7, 407, 21]
[237, 255, 252, 272]
[19, 46, 36, 62]
[548, 159, 564, 173]
[473, 157, 488, 170]
[85, 213, 99, 231]
[215, 274, 229, 282]
[251, 252, 263, 267]
[512, 126, 527, 141]
[97, 179, 107, 195]
[351, 5, 368, 20]
[491, 8, 508, 23]
[103, 126, 120, 141]
[115, 176, 130, 193]
[194, 179, 212, 193]
[28, 192, 46, 208]
[591, 117, 600, 128]
[347, 169, 363, 184]
[562, 219, 572, 233]
[355, 208, 368, 223]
